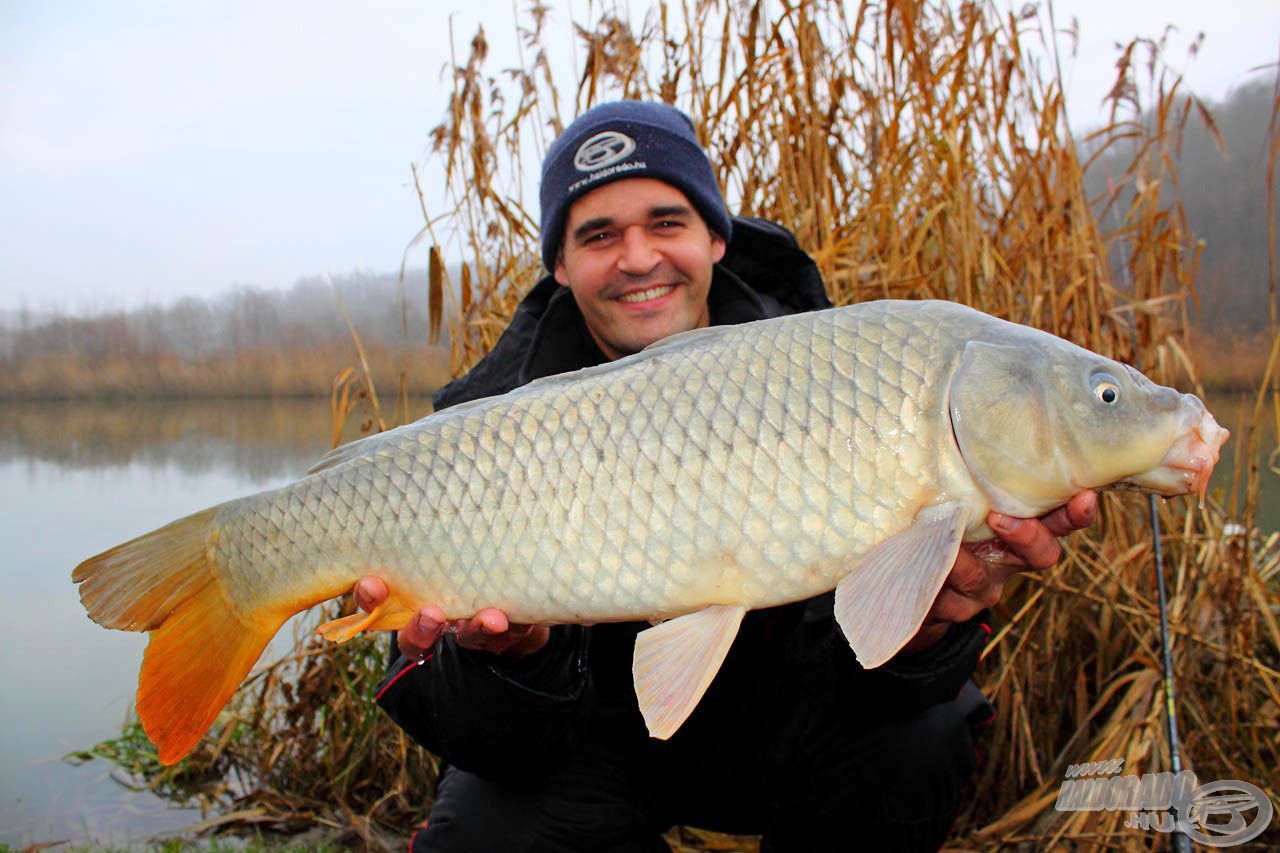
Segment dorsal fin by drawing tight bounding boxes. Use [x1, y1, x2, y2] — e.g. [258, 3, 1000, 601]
[306, 430, 398, 475]
[304, 395, 497, 476]
[307, 324, 738, 475]
[640, 324, 733, 352]
[519, 324, 736, 393]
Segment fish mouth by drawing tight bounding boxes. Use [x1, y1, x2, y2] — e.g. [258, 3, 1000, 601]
[1122, 407, 1229, 504]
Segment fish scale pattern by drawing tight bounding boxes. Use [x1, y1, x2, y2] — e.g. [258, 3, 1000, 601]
[213, 301, 970, 622]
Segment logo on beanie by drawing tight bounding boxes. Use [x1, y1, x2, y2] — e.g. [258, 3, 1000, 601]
[573, 131, 637, 171]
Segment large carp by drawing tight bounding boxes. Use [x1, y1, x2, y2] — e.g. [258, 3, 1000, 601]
[74, 300, 1227, 764]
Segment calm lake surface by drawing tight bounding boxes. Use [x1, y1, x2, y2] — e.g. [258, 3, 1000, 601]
[0, 393, 1274, 848]
[0, 398, 419, 849]
[1203, 390, 1280, 536]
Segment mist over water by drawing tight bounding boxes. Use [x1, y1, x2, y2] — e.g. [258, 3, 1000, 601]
[2, 398, 339, 474]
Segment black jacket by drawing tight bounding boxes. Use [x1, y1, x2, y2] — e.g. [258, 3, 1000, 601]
[375, 218, 987, 783]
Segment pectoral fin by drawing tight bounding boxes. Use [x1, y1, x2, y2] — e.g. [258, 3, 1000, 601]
[834, 500, 968, 669]
[633, 604, 748, 740]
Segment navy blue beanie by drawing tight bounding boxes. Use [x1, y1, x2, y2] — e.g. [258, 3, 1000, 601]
[539, 101, 732, 271]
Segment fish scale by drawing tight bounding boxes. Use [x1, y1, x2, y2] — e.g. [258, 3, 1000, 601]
[210, 302, 943, 624]
[74, 298, 1226, 762]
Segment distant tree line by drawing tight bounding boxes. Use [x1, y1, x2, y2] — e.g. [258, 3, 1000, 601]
[1083, 79, 1279, 335]
[1, 269, 440, 361]
[0, 270, 450, 400]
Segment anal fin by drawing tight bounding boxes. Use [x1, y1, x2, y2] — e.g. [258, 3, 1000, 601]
[317, 597, 415, 643]
[834, 500, 968, 669]
[632, 604, 747, 740]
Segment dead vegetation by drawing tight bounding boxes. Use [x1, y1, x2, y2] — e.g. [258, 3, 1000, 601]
[0, 341, 449, 401]
[81, 0, 1279, 848]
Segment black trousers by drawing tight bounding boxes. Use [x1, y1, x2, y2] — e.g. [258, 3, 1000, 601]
[411, 681, 991, 852]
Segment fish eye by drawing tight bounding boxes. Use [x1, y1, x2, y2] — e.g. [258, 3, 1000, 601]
[1091, 374, 1121, 405]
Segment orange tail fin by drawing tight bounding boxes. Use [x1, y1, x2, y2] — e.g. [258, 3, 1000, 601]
[73, 508, 285, 765]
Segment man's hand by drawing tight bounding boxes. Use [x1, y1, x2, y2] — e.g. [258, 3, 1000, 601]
[354, 577, 550, 661]
[898, 491, 1098, 656]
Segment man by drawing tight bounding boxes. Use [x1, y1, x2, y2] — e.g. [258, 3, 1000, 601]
[357, 101, 1096, 851]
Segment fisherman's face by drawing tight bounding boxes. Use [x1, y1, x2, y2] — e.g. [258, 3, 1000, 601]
[554, 178, 726, 360]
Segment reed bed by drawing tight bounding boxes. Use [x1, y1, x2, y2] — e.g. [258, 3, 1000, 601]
[419, 5, 1280, 846]
[0, 343, 449, 401]
[82, 0, 1279, 848]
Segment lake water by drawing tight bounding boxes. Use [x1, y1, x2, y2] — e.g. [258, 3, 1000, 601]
[0, 399, 414, 849]
[1202, 390, 1280, 536]
[0, 393, 1274, 848]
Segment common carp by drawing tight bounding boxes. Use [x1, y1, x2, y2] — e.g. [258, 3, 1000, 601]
[73, 300, 1228, 763]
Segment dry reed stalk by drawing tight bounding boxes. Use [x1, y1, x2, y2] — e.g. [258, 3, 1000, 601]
[0, 342, 449, 402]
[84, 1, 1277, 848]
[415, 1, 1279, 847]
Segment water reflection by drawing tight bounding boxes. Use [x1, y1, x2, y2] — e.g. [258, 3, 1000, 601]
[0, 398, 430, 849]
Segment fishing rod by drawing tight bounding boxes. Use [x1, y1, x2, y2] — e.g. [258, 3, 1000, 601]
[1109, 302, 1193, 852]
[1106, 189, 1193, 853]
[1149, 492, 1193, 853]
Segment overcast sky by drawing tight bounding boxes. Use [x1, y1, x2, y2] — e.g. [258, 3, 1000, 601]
[2, 0, 1275, 315]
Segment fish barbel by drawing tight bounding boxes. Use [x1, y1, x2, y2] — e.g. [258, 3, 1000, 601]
[73, 300, 1228, 763]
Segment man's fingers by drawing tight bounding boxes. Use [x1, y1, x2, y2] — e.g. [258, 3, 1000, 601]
[354, 576, 388, 613]
[395, 604, 549, 658]
[946, 547, 993, 597]
[931, 548, 1002, 623]
[419, 605, 447, 628]
[451, 611, 550, 656]
[397, 605, 447, 659]
[989, 513, 1062, 572]
[1040, 491, 1098, 537]
[928, 587, 989, 625]
[965, 539, 1014, 565]
[450, 610, 511, 650]
[477, 608, 511, 634]
[942, 549, 1004, 609]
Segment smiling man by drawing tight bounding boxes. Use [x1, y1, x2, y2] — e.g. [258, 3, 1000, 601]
[554, 177, 722, 359]
[356, 101, 1095, 852]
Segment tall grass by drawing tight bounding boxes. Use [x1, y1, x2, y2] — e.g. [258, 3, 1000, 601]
[80, 0, 1278, 848]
